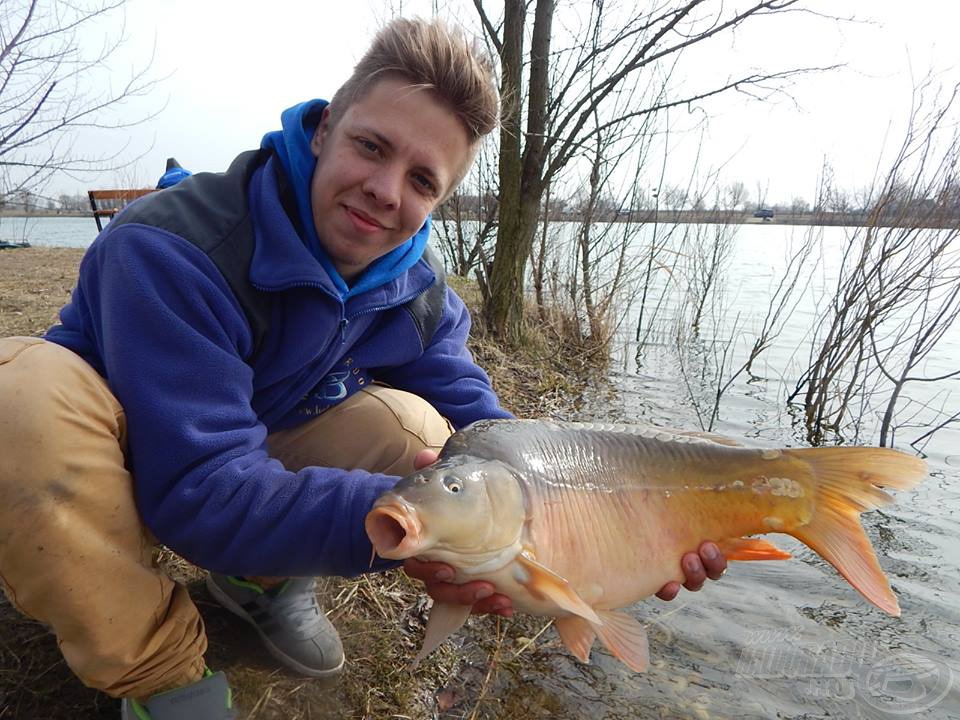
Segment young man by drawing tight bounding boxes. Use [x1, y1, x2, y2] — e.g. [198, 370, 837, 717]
[0, 18, 724, 719]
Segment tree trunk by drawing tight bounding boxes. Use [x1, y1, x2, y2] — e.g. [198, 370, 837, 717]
[485, 0, 554, 344]
[488, 189, 542, 344]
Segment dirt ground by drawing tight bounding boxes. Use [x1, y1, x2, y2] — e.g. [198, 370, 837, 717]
[0, 248, 85, 338]
[0, 247, 594, 719]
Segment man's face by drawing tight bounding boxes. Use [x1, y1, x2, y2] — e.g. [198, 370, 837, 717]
[309, 77, 472, 282]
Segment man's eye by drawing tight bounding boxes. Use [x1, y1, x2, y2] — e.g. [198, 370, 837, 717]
[358, 139, 379, 154]
[413, 174, 436, 193]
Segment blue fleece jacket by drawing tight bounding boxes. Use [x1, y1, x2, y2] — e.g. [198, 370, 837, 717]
[44, 102, 511, 578]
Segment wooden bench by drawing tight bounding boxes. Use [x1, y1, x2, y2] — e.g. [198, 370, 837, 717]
[88, 188, 156, 231]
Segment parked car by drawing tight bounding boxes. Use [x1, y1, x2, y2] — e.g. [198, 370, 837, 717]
[753, 208, 774, 220]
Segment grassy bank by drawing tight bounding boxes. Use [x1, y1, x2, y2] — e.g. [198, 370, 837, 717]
[0, 248, 600, 719]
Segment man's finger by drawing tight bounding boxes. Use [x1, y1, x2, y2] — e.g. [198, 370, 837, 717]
[471, 594, 514, 617]
[414, 449, 439, 471]
[423, 579, 512, 616]
[427, 579, 496, 607]
[681, 551, 707, 591]
[403, 559, 512, 616]
[656, 581, 680, 601]
[700, 541, 727, 580]
[403, 557, 453, 583]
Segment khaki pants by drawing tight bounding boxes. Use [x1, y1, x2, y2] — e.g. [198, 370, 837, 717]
[0, 337, 452, 699]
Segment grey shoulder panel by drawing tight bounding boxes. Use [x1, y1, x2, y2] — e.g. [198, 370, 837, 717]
[107, 150, 272, 358]
[405, 246, 447, 349]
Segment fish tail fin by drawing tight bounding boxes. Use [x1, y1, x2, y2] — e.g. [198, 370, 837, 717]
[786, 447, 926, 617]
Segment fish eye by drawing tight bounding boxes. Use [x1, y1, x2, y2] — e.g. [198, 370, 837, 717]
[443, 477, 463, 494]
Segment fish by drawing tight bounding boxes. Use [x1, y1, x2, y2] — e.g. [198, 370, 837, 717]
[364, 419, 926, 672]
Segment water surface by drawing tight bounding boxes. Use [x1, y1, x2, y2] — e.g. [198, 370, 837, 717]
[0, 215, 99, 248]
[568, 223, 960, 719]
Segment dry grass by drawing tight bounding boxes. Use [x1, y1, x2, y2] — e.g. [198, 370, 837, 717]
[0, 249, 601, 719]
[0, 247, 84, 337]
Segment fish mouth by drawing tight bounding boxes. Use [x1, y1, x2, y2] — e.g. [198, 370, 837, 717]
[365, 497, 424, 560]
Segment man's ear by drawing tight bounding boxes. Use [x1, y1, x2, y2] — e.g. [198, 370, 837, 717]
[310, 107, 332, 158]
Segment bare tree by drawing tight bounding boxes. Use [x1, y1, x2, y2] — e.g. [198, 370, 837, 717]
[570, 118, 655, 347]
[754, 179, 770, 211]
[676, 224, 819, 431]
[872, 269, 960, 447]
[724, 181, 749, 212]
[1, 0, 159, 203]
[471, 0, 836, 344]
[659, 184, 689, 212]
[525, 102, 662, 355]
[687, 202, 737, 333]
[790, 78, 960, 447]
[434, 141, 500, 282]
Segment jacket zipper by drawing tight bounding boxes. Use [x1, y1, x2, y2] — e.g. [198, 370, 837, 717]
[251, 279, 434, 348]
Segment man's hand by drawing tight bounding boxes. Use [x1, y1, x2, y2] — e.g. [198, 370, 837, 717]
[404, 448, 514, 617]
[412, 448, 440, 472]
[403, 557, 514, 617]
[655, 541, 727, 601]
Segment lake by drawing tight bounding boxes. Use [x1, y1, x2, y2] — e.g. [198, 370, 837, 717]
[592, 223, 960, 719]
[0, 215, 99, 248]
[6, 216, 959, 718]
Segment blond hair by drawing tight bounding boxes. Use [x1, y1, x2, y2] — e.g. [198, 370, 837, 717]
[329, 17, 499, 144]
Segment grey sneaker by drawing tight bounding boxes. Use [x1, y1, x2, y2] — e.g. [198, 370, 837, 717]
[206, 574, 345, 677]
[120, 669, 235, 719]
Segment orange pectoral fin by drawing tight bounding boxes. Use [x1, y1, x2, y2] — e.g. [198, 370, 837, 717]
[718, 537, 792, 561]
[516, 552, 601, 624]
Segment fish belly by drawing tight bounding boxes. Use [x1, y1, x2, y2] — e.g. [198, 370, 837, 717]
[525, 488, 749, 610]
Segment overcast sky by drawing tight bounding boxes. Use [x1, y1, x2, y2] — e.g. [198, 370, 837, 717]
[54, 0, 960, 206]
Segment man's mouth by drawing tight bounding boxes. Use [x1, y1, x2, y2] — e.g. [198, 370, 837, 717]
[345, 206, 385, 231]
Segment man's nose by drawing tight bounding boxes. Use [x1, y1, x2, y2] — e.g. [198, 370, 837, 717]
[362, 165, 403, 209]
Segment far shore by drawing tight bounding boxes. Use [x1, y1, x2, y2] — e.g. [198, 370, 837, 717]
[3, 207, 958, 230]
[1, 210, 89, 219]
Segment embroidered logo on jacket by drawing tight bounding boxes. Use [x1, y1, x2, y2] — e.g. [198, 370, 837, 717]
[294, 357, 371, 417]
